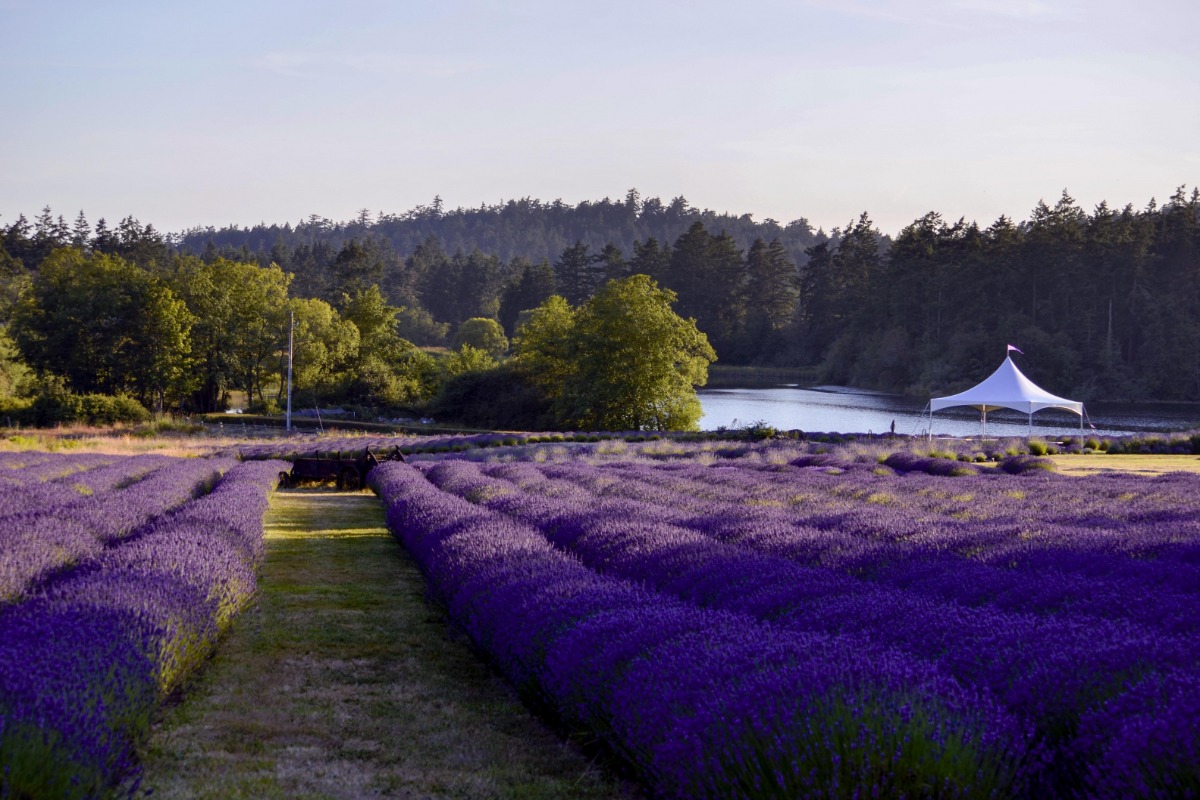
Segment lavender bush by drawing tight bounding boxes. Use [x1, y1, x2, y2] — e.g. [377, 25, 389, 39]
[0, 456, 286, 799]
[372, 460, 1036, 799]
[378, 444, 1200, 798]
[0, 456, 235, 604]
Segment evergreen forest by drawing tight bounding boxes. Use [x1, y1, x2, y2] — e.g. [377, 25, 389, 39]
[1, 186, 1198, 428]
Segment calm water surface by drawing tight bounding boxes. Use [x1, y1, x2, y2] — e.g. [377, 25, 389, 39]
[699, 386, 1200, 438]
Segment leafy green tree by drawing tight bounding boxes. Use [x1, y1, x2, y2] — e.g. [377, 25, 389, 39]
[0, 327, 31, 398]
[394, 304, 449, 346]
[11, 249, 194, 410]
[338, 285, 440, 406]
[136, 284, 196, 412]
[512, 294, 576, 403]
[452, 317, 508, 358]
[278, 298, 359, 404]
[557, 275, 715, 430]
[440, 344, 497, 379]
[340, 285, 413, 364]
[168, 256, 290, 411]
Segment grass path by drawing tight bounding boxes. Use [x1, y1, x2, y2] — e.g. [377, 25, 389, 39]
[1049, 453, 1200, 475]
[138, 490, 636, 799]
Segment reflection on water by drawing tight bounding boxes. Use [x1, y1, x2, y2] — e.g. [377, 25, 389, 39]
[699, 386, 1200, 438]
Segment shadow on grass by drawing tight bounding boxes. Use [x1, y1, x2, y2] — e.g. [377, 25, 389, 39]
[138, 491, 637, 800]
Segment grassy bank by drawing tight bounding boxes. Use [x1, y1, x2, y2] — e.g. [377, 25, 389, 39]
[1049, 452, 1200, 475]
[137, 490, 636, 799]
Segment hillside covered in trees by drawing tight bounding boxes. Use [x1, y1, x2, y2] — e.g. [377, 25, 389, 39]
[1, 186, 1198, 421]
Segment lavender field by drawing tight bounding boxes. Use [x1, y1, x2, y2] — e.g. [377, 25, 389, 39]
[5, 434, 1199, 798]
[371, 442, 1200, 799]
[0, 451, 286, 798]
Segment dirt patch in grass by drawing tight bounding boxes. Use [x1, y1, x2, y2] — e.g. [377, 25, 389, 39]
[1050, 453, 1200, 476]
[138, 490, 638, 799]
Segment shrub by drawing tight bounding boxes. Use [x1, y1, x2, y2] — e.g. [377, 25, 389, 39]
[882, 452, 931, 474]
[430, 363, 555, 431]
[248, 397, 281, 416]
[1027, 440, 1049, 456]
[25, 392, 150, 427]
[791, 453, 846, 469]
[744, 420, 777, 441]
[927, 459, 980, 477]
[998, 454, 1057, 475]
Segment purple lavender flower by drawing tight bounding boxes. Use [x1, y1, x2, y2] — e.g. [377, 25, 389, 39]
[0, 455, 287, 798]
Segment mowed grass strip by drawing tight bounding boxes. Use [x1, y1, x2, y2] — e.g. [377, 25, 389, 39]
[138, 490, 637, 799]
[1049, 453, 1200, 475]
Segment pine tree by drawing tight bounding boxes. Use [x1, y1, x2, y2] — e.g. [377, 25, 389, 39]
[554, 240, 599, 305]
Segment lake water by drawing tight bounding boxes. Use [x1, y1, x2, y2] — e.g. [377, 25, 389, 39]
[698, 386, 1200, 438]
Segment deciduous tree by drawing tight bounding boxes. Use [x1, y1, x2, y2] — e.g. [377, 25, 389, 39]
[453, 317, 508, 358]
[559, 275, 715, 431]
[11, 249, 194, 410]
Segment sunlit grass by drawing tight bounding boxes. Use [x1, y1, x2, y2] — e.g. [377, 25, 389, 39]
[137, 490, 635, 800]
[1050, 453, 1200, 475]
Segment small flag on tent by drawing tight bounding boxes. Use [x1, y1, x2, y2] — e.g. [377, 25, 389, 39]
[1007, 344, 1024, 355]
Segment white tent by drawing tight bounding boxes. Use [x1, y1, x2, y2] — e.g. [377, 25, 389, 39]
[929, 354, 1084, 436]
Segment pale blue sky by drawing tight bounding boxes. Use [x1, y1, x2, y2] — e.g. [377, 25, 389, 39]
[2, 0, 1197, 236]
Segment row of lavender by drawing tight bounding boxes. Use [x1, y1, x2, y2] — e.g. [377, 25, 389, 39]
[371, 460, 1039, 799]
[232, 426, 1200, 466]
[396, 452, 1200, 798]
[0, 454, 287, 799]
[0, 452, 235, 604]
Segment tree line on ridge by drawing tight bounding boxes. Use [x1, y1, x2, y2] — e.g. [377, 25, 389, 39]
[0, 186, 1197, 429]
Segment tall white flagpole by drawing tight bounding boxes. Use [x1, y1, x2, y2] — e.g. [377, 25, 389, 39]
[286, 310, 294, 432]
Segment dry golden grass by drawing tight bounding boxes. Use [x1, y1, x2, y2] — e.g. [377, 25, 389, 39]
[137, 491, 638, 800]
[1049, 453, 1200, 476]
[0, 423, 358, 458]
[0, 427, 234, 457]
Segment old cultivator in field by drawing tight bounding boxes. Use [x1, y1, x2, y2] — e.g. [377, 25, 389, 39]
[278, 446, 405, 490]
